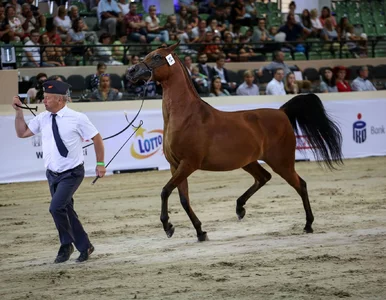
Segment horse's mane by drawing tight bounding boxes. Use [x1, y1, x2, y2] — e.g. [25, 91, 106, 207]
[173, 53, 202, 100]
[173, 52, 214, 108]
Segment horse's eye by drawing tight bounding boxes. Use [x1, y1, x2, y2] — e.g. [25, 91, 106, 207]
[154, 54, 162, 61]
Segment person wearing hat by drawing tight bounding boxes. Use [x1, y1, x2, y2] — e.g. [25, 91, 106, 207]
[333, 66, 352, 92]
[12, 80, 106, 263]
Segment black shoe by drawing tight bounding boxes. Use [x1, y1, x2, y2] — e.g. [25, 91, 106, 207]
[54, 244, 74, 263]
[76, 244, 94, 263]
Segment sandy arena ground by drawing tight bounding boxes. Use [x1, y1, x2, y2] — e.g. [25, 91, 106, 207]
[0, 157, 385, 300]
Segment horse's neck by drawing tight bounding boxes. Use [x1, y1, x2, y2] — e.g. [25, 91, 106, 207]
[161, 58, 201, 116]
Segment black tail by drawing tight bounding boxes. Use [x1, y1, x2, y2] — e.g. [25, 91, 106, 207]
[280, 93, 343, 170]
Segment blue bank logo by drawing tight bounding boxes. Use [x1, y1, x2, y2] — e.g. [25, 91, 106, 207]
[353, 113, 366, 144]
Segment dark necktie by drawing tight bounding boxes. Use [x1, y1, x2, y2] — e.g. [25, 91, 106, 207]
[52, 114, 68, 157]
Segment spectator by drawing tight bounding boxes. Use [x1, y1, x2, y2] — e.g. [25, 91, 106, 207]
[179, 24, 199, 53]
[209, 76, 230, 97]
[222, 32, 239, 61]
[183, 54, 194, 76]
[113, 33, 129, 63]
[283, 1, 301, 23]
[5, 6, 24, 42]
[164, 14, 183, 38]
[213, 54, 237, 93]
[345, 25, 368, 58]
[25, 0, 45, 29]
[351, 66, 377, 91]
[191, 66, 209, 93]
[89, 73, 121, 101]
[266, 68, 286, 95]
[93, 32, 123, 65]
[176, 5, 189, 31]
[300, 9, 313, 34]
[257, 51, 292, 76]
[145, 5, 169, 42]
[207, 6, 227, 31]
[319, 6, 336, 28]
[207, 19, 221, 37]
[310, 9, 323, 33]
[46, 25, 62, 45]
[117, 0, 130, 16]
[319, 67, 338, 93]
[230, 0, 250, 27]
[98, 0, 123, 38]
[279, 13, 309, 50]
[0, 5, 9, 42]
[333, 66, 352, 92]
[90, 62, 107, 91]
[188, 5, 201, 28]
[124, 2, 147, 43]
[22, 30, 55, 67]
[26, 72, 47, 102]
[244, 0, 257, 21]
[41, 33, 65, 66]
[5, 0, 21, 17]
[68, 5, 98, 43]
[321, 18, 339, 51]
[66, 18, 88, 56]
[201, 31, 221, 61]
[196, 52, 214, 82]
[53, 6, 72, 40]
[19, 3, 38, 35]
[284, 72, 299, 94]
[236, 70, 259, 96]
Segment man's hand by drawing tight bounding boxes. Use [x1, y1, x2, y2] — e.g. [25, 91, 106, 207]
[12, 96, 23, 111]
[96, 165, 106, 178]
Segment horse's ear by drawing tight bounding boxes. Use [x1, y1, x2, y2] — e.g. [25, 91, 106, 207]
[167, 40, 180, 53]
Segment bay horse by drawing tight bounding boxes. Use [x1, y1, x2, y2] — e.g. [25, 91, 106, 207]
[126, 41, 343, 242]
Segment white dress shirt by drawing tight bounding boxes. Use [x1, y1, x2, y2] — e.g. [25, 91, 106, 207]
[266, 78, 286, 95]
[28, 106, 99, 173]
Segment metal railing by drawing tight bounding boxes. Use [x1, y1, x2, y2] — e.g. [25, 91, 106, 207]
[2, 37, 386, 68]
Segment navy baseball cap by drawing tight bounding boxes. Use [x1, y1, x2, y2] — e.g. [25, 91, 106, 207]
[43, 80, 71, 95]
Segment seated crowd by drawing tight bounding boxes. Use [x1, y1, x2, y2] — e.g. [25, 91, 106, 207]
[0, 0, 378, 68]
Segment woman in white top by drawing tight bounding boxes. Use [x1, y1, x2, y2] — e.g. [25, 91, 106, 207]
[118, 0, 130, 16]
[145, 5, 169, 42]
[93, 32, 123, 65]
[310, 9, 323, 34]
[54, 6, 72, 40]
[5, 6, 24, 42]
[5, 0, 22, 17]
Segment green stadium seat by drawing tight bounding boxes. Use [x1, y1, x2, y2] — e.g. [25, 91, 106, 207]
[284, 52, 293, 60]
[363, 23, 377, 37]
[376, 23, 386, 37]
[321, 52, 334, 59]
[374, 49, 386, 57]
[294, 52, 306, 60]
[308, 51, 322, 60]
[199, 13, 209, 20]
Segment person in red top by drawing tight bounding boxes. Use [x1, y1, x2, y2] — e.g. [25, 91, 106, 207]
[124, 2, 146, 43]
[333, 66, 352, 92]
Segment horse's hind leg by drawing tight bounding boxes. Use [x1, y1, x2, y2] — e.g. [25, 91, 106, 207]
[177, 179, 208, 242]
[266, 159, 314, 233]
[160, 161, 195, 239]
[236, 161, 272, 220]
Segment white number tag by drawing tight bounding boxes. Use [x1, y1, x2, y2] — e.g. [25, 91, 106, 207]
[166, 54, 175, 66]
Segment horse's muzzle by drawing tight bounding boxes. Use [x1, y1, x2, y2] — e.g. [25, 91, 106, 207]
[127, 65, 152, 84]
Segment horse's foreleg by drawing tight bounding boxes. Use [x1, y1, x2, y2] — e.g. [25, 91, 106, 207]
[160, 161, 195, 239]
[178, 179, 208, 242]
[236, 161, 272, 220]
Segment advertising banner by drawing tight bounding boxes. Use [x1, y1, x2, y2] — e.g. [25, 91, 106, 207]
[0, 98, 385, 184]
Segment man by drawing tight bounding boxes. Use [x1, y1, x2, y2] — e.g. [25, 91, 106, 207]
[236, 70, 259, 96]
[12, 80, 106, 263]
[196, 52, 214, 82]
[21, 30, 55, 67]
[266, 68, 286, 95]
[257, 51, 293, 77]
[213, 54, 236, 92]
[97, 0, 123, 38]
[19, 3, 38, 35]
[26, 72, 47, 103]
[124, 2, 147, 43]
[351, 66, 377, 91]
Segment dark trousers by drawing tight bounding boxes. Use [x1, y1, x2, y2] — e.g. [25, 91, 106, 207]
[46, 164, 90, 252]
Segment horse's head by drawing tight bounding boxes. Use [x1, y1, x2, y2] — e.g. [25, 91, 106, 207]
[126, 41, 180, 84]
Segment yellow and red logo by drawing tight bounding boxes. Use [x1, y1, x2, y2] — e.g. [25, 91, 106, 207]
[130, 127, 163, 159]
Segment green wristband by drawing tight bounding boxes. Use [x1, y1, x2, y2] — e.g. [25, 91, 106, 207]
[96, 162, 105, 166]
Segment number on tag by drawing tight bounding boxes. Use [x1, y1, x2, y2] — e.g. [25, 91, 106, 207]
[166, 54, 175, 66]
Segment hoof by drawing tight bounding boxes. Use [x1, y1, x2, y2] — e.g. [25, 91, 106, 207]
[197, 232, 209, 242]
[236, 206, 246, 220]
[304, 226, 313, 233]
[165, 225, 175, 238]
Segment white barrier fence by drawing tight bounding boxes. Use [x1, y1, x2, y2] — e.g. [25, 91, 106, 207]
[0, 98, 385, 184]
